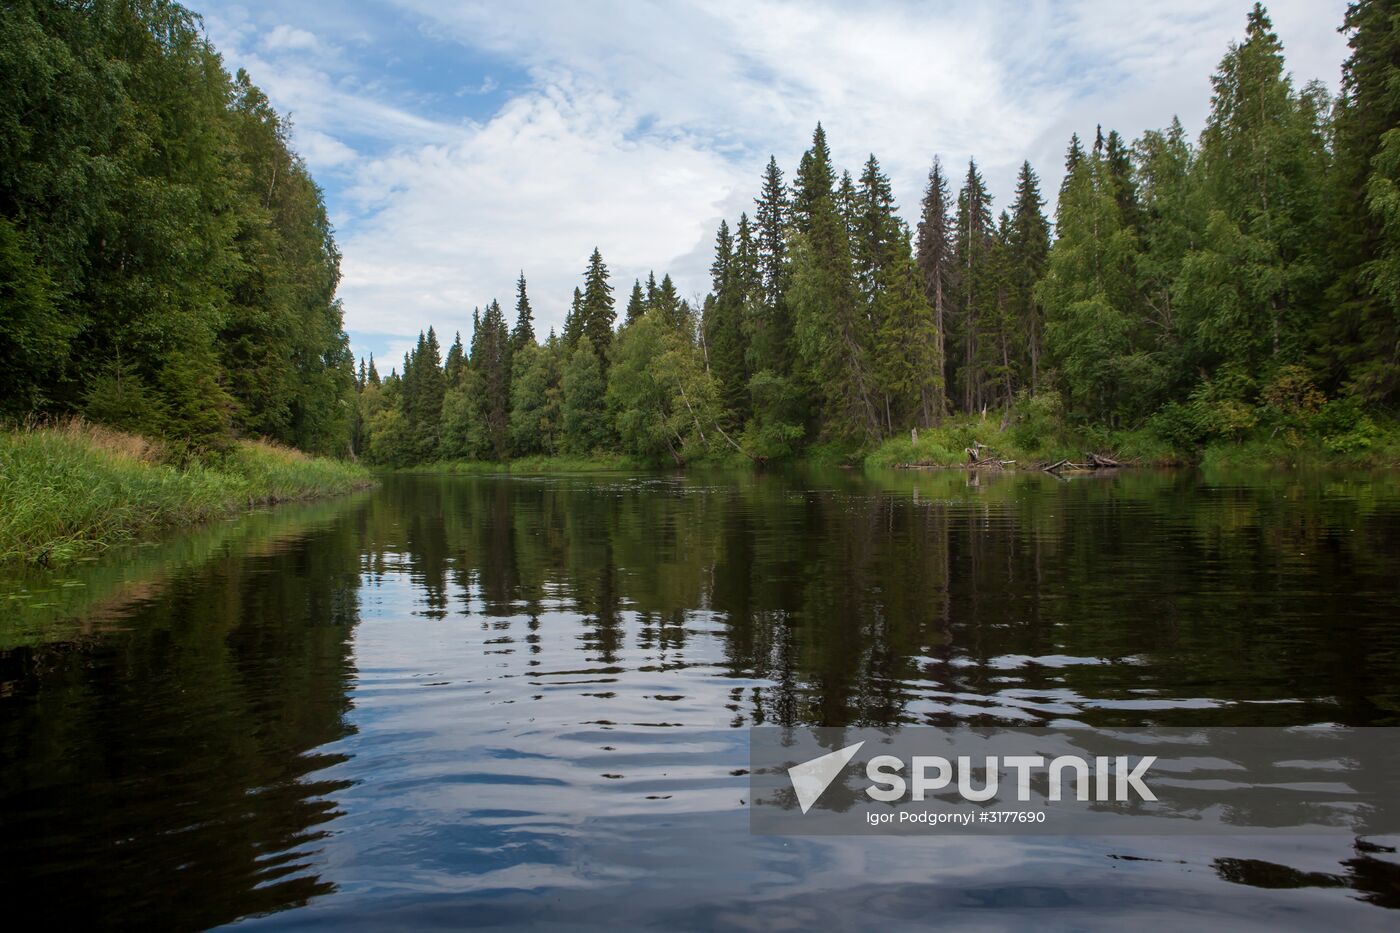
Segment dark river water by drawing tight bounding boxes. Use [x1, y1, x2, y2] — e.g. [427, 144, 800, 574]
[3, 468, 1400, 930]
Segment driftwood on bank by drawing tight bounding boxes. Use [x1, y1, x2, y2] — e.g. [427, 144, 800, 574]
[1040, 452, 1126, 473]
[962, 442, 1015, 469]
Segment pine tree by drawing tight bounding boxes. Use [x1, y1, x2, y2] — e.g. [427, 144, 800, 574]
[792, 123, 834, 235]
[873, 223, 939, 432]
[625, 279, 646, 325]
[752, 156, 793, 376]
[511, 272, 535, 352]
[402, 327, 445, 462]
[563, 288, 583, 348]
[580, 248, 616, 362]
[1133, 117, 1198, 387]
[703, 219, 749, 426]
[652, 273, 685, 331]
[367, 355, 380, 386]
[836, 170, 858, 238]
[853, 154, 901, 303]
[1039, 137, 1141, 420]
[1104, 130, 1142, 232]
[952, 159, 995, 412]
[472, 299, 511, 458]
[1008, 161, 1051, 392]
[916, 157, 953, 424]
[1060, 134, 1085, 204]
[790, 135, 880, 440]
[444, 331, 466, 387]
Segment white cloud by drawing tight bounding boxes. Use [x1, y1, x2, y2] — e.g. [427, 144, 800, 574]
[204, 0, 1350, 362]
[262, 24, 321, 53]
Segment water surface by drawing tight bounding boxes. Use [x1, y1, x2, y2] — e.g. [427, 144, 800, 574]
[3, 468, 1399, 929]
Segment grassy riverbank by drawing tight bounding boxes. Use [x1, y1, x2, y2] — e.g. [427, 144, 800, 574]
[862, 412, 1400, 471]
[0, 421, 371, 565]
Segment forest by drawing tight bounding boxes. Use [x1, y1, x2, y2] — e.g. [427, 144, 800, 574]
[2, 1, 1399, 470]
[1, 0, 354, 457]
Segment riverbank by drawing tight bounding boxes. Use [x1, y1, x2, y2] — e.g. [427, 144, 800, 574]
[394, 453, 644, 475]
[0, 421, 371, 565]
[861, 412, 1400, 472]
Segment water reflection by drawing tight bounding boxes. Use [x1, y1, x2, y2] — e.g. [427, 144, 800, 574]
[2, 468, 1399, 928]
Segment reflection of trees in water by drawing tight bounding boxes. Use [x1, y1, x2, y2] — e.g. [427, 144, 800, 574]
[0, 511, 365, 929]
[366, 471, 1400, 730]
[1214, 841, 1400, 910]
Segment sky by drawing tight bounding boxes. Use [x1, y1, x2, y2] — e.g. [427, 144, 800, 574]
[200, 0, 1350, 371]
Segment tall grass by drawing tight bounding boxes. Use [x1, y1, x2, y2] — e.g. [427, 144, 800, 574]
[0, 420, 370, 564]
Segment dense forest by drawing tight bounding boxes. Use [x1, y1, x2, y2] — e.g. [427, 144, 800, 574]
[357, 2, 1400, 468]
[1, 0, 354, 456]
[2, 1, 1398, 468]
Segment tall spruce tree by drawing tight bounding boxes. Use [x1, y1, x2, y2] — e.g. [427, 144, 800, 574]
[916, 157, 953, 423]
[1008, 161, 1051, 392]
[472, 299, 511, 458]
[580, 248, 616, 362]
[792, 124, 834, 235]
[952, 159, 995, 412]
[789, 126, 880, 439]
[704, 219, 749, 426]
[625, 279, 646, 325]
[752, 156, 793, 376]
[511, 272, 535, 352]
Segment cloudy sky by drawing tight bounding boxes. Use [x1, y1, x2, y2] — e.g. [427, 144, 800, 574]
[201, 0, 1348, 369]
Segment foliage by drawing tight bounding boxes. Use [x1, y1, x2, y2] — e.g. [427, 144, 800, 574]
[0, 419, 368, 565]
[0, 0, 355, 455]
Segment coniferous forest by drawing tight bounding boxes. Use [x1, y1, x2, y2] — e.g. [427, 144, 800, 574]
[3, 1, 1399, 470]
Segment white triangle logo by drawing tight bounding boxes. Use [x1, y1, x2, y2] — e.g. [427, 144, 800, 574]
[788, 741, 865, 814]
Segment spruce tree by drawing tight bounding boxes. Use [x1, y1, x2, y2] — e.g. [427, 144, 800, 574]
[652, 273, 685, 331]
[952, 159, 995, 412]
[792, 123, 834, 235]
[703, 219, 749, 426]
[445, 331, 466, 387]
[853, 154, 901, 303]
[511, 272, 535, 352]
[472, 299, 511, 458]
[753, 156, 793, 375]
[1008, 161, 1051, 392]
[790, 145, 880, 439]
[1039, 137, 1141, 420]
[563, 288, 583, 348]
[580, 248, 616, 362]
[916, 157, 953, 423]
[625, 279, 646, 325]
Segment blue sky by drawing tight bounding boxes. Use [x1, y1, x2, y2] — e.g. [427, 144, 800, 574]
[201, 0, 1349, 371]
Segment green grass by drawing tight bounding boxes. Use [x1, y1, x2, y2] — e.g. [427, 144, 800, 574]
[862, 416, 1114, 470]
[0, 421, 371, 565]
[861, 414, 1400, 472]
[396, 453, 644, 474]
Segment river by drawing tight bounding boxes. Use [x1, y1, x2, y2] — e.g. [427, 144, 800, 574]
[3, 468, 1399, 929]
